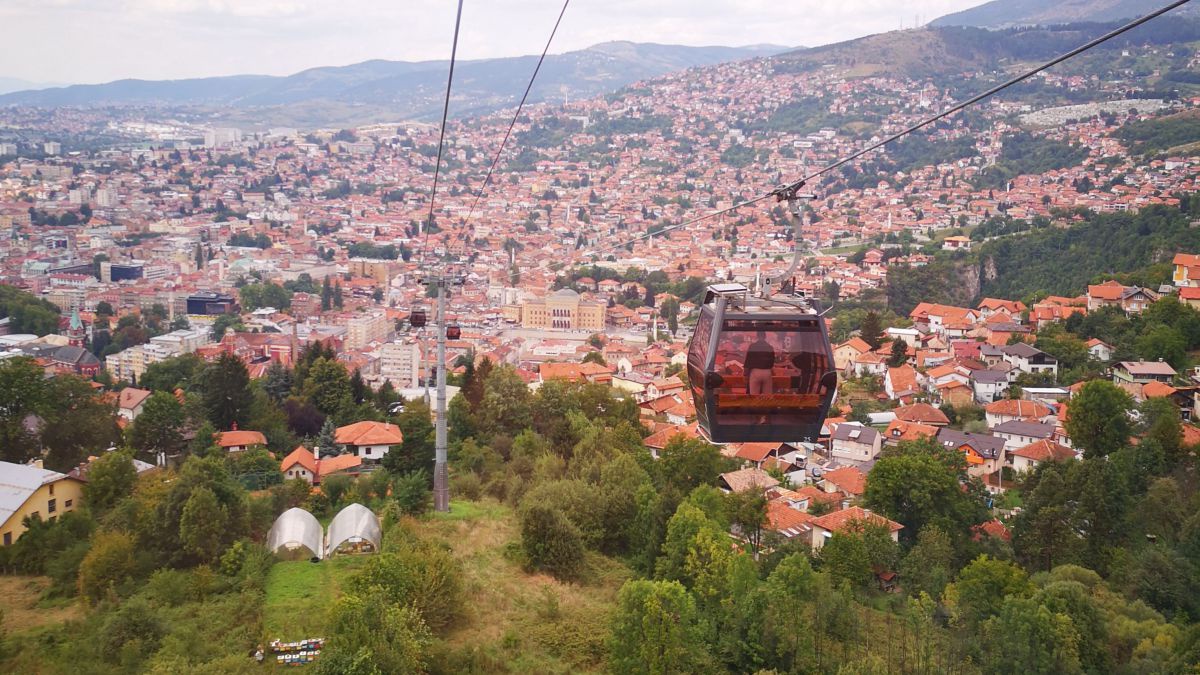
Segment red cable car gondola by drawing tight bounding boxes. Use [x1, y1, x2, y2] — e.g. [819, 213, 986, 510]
[685, 188, 836, 444]
[446, 324, 461, 340]
[686, 284, 836, 444]
[410, 308, 427, 328]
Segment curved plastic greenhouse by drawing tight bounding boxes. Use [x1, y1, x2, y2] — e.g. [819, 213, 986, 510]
[326, 503, 382, 556]
[266, 507, 324, 560]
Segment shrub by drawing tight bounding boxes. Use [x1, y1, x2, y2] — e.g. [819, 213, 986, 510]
[520, 504, 585, 580]
[393, 470, 432, 515]
[345, 547, 463, 630]
[78, 530, 138, 604]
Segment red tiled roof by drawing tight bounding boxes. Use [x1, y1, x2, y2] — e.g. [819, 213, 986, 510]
[822, 466, 866, 496]
[217, 430, 268, 448]
[894, 403, 949, 425]
[766, 501, 815, 534]
[335, 420, 404, 446]
[811, 506, 902, 534]
[984, 399, 1051, 418]
[1010, 439, 1075, 463]
[281, 445, 317, 474]
[734, 442, 780, 462]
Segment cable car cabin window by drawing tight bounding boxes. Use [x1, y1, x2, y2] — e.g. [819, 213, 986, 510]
[687, 311, 714, 404]
[707, 317, 831, 438]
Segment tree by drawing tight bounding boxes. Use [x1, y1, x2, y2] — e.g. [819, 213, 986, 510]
[208, 313, 244, 342]
[0, 357, 49, 463]
[1065, 380, 1132, 459]
[520, 504, 585, 580]
[199, 353, 253, 430]
[609, 580, 709, 675]
[77, 530, 137, 604]
[860, 311, 884, 350]
[887, 339, 909, 367]
[900, 524, 955, 599]
[40, 374, 120, 471]
[303, 357, 354, 422]
[321, 591, 432, 674]
[83, 451, 137, 514]
[582, 351, 607, 366]
[763, 554, 818, 671]
[981, 596, 1083, 675]
[392, 470, 431, 515]
[315, 418, 340, 456]
[262, 361, 294, 405]
[179, 486, 229, 564]
[128, 391, 187, 459]
[657, 436, 726, 501]
[386, 399, 434, 475]
[140, 353, 205, 393]
[349, 368, 368, 405]
[863, 438, 987, 547]
[945, 555, 1033, 630]
[1135, 325, 1187, 369]
[820, 531, 874, 589]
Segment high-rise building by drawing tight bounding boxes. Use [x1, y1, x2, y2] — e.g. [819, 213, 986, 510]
[43, 141, 61, 156]
[379, 339, 422, 388]
[346, 312, 390, 351]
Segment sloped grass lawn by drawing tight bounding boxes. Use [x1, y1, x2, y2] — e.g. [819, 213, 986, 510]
[263, 556, 367, 640]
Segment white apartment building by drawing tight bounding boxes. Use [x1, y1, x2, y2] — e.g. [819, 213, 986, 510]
[346, 312, 390, 351]
[379, 340, 422, 389]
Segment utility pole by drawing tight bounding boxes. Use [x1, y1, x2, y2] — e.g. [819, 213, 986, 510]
[433, 277, 450, 512]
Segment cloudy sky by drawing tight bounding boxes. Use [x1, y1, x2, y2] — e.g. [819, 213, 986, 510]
[1, 0, 986, 85]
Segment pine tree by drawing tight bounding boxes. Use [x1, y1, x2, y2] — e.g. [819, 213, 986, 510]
[334, 282, 344, 309]
[315, 418, 339, 456]
[860, 311, 884, 350]
[321, 276, 332, 311]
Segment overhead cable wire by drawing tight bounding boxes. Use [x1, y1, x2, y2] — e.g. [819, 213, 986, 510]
[464, 0, 571, 226]
[419, 0, 466, 265]
[562, 0, 1193, 267]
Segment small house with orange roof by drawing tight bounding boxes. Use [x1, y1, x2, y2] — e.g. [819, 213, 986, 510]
[1172, 253, 1200, 287]
[335, 420, 403, 465]
[765, 500, 816, 540]
[821, 465, 867, 498]
[280, 445, 362, 485]
[809, 506, 902, 550]
[217, 427, 268, 453]
[884, 364, 919, 402]
[1008, 439, 1076, 473]
[894, 403, 950, 426]
[834, 337, 873, 372]
[937, 428, 1007, 478]
[718, 467, 780, 494]
[1085, 338, 1115, 362]
[884, 419, 939, 445]
[983, 398, 1054, 427]
[117, 387, 152, 422]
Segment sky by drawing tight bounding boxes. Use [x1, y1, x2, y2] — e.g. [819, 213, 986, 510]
[0, 0, 987, 85]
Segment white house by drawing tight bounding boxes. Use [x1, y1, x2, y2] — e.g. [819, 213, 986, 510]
[830, 424, 882, 466]
[991, 420, 1057, 451]
[335, 421, 404, 464]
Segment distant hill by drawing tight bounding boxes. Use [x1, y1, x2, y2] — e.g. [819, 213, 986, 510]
[773, 17, 1200, 78]
[931, 0, 1200, 29]
[0, 77, 60, 95]
[0, 42, 788, 125]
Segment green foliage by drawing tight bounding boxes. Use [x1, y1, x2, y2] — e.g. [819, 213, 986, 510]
[609, 579, 710, 675]
[946, 555, 1034, 630]
[520, 504, 586, 581]
[129, 390, 187, 459]
[84, 450, 137, 514]
[980, 596, 1083, 674]
[1065, 380, 1132, 459]
[980, 205, 1200, 300]
[1115, 109, 1200, 155]
[393, 470, 432, 515]
[0, 283, 61, 335]
[0, 357, 50, 463]
[864, 438, 987, 548]
[238, 281, 292, 311]
[77, 530, 138, 604]
[346, 546, 462, 631]
[141, 353, 206, 394]
[972, 131, 1089, 190]
[199, 353, 253, 430]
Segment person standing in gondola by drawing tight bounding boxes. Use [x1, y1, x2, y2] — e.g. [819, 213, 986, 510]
[744, 330, 776, 395]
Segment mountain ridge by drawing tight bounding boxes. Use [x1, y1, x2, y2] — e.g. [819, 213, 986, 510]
[0, 42, 790, 123]
[931, 0, 1200, 29]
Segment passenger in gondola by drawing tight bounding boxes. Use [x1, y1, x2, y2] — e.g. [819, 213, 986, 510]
[744, 330, 776, 395]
